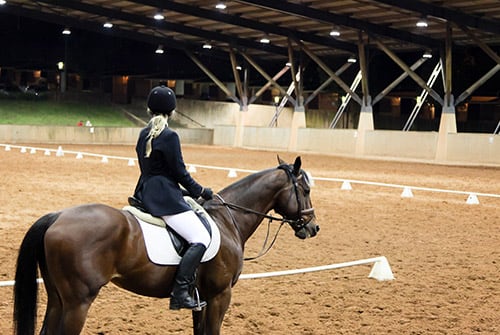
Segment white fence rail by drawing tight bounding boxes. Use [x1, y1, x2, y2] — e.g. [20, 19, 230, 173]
[0, 256, 394, 287]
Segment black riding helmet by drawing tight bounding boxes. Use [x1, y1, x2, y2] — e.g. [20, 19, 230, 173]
[147, 85, 176, 115]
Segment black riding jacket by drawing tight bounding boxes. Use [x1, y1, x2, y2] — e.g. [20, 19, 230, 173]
[133, 126, 203, 216]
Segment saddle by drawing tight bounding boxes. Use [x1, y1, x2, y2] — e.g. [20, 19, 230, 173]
[126, 196, 212, 256]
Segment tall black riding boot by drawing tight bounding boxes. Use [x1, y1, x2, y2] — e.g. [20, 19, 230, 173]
[170, 243, 207, 310]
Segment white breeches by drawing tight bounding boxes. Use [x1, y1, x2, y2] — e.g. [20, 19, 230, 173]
[162, 210, 211, 248]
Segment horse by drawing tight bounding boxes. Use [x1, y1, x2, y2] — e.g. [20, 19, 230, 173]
[13, 156, 319, 335]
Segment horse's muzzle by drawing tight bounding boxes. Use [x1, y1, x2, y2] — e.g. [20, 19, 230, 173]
[295, 222, 320, 239]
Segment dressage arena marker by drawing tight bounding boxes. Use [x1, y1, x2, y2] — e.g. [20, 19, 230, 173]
[466, 194, 480, 205]
[401, 187, 414, 198]
[0, 257, 394, 287]
[30, 148, 37, 154]
[1, 143, 500, 204]
[56, 146, 64, 157]
[76, 152, 84, 159]
[341, 180, 352, 190]
[188, 165, 197, 173]
[228, 169, 238, 178]
[239, 256, 395, 281]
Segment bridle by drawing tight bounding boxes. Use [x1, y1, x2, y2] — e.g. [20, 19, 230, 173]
[214, 164, 315, 260]
[276, 164, 315, 232]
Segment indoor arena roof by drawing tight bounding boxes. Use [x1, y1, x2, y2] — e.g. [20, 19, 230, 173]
[2, 0, 500, 61]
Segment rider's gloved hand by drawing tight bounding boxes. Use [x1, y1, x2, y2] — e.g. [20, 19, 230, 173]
[200, 187, 213, 200]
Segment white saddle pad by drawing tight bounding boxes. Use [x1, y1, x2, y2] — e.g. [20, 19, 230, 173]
[124, 201, 221, 265]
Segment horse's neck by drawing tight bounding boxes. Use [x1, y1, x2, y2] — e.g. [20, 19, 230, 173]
[219, 170, 282, 242]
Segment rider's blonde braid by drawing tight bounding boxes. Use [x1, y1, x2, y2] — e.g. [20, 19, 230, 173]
[145, 114, 168, 157]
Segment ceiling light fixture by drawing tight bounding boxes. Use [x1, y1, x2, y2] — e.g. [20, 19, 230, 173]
[260, 35, 270, 44]
[203, 43, 213, 49]
[273, 95, 280, 105]
[103, 21, 113, 29]
[347, 55, 357, 63]
[215, 2, 227, 10]
[155, 45, 164, 54]
[154, 11, 165, 21]
[422, 50, 432, 59]
[62, 27, 71, 35]
[0, 1, 7, 6]
[416, 17, 428, 28]
[329, 27, 340, 37]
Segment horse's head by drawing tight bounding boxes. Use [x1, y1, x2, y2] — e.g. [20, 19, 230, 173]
[275, 156, 319, 239]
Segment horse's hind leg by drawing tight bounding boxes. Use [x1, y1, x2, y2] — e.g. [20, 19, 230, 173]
[54, 280, 101, 335]
[59, 300, 95, 335]
[39, 267, 63, 334]
[40, 287, 63, 334]
[41, 289, 96, 335]
[41, 266, 100, 334]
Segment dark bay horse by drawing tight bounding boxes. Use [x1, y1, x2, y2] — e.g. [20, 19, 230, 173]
[14, 156, 319, 335]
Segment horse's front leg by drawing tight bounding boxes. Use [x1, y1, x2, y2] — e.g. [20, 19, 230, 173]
[204, 286, 233, 335]
[192, 308, 206, 335]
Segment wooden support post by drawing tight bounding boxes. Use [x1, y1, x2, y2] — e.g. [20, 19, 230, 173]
[436, 23, 457, 162]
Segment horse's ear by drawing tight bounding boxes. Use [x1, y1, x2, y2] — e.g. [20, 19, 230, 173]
[277, 155, 286, 166]
[293, 156, 302, 175]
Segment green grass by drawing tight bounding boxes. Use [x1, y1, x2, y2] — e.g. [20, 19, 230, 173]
[0, 98, 136, 126]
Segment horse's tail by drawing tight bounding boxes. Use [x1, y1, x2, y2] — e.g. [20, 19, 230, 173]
[13, 212, 60, 335]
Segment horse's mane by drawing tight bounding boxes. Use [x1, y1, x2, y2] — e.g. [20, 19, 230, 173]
[219, 168, 275, 193]
[222, 163, 312, 190]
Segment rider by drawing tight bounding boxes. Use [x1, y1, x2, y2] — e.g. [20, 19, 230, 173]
[133, 85, 212, 310]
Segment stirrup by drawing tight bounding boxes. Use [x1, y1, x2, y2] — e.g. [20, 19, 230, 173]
[169, 287, 207, 311]
[192, 287, 207, 311]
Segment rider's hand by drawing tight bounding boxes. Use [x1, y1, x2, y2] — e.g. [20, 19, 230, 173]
[200, 187, 213, 200]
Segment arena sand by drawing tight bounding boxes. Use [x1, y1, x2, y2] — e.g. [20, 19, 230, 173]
[0, 144, 498, 334]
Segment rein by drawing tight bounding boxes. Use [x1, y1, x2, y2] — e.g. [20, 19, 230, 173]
[215, 194, 301, 225]
[214, 194, 286, 261]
